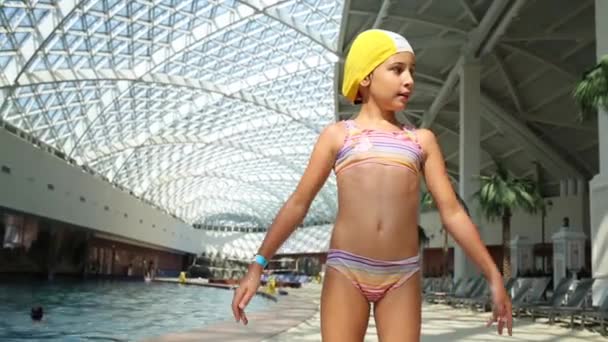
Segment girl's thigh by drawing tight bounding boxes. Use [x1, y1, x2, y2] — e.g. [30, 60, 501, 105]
[373, 272, 422, 342]
[320, 266, 371, 342]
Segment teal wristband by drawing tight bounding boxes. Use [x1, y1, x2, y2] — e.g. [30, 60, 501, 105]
[253, 254, 268, 268]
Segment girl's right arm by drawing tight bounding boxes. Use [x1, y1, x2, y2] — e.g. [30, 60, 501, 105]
[231, 123, 344, 325]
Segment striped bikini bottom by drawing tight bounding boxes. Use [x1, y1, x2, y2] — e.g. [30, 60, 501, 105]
[325, 249, 420, 303]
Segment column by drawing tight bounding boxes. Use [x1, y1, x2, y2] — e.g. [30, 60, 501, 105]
[455, 56, 482, 281]
[568, 178, 577, 196]
[591, 0, 608, 304]
[510, 235, 533, 277]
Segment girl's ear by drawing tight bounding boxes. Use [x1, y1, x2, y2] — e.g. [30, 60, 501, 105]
[360, 75, 371, 87]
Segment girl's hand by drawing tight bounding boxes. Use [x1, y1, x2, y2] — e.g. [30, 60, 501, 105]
[486, 278, 513, 336]
[231, 264, 263, 325]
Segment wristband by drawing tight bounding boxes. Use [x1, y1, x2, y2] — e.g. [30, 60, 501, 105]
[253, 254, 268, 268]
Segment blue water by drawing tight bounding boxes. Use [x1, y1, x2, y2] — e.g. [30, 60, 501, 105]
[0, 279, 273, 341]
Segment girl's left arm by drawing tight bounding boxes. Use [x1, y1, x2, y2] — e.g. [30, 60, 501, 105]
[417, 128, 500, 282]
[417, 128, 512, 335]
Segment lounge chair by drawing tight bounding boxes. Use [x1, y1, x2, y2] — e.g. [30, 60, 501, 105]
[515, 276, 573, 316]
[530, 278, 595, 324]
[425, 277, 466, 303]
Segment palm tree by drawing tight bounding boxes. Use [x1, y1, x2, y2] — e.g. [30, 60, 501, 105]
[475, 162, 543, 278]
[573, 55, 608, 121]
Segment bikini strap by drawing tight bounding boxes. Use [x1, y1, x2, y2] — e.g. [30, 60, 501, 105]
[402, 125, 419, 144]
[339, 120, 357, 148]
[344, 119, 356, 130]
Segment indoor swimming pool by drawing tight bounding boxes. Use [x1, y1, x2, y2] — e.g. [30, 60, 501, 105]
[0, 278, 273, 341]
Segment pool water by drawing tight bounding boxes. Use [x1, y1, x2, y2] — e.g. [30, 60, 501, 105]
[0, 279, 273, 341]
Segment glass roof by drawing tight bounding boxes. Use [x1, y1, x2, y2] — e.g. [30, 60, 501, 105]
[0, 0, 343, 229]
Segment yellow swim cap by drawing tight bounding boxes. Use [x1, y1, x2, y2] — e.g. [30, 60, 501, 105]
[342, 29, 414, 103]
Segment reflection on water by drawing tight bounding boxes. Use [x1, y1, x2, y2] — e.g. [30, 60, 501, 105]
[0, 279, 272, 341]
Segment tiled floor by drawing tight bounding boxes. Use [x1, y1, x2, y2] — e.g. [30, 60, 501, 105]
[149, 280, 607, 341]
[265, 284, 608, 342]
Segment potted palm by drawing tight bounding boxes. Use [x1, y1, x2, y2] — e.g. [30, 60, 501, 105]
[573, 55, 608, 121]
[475, 162, 544, 278]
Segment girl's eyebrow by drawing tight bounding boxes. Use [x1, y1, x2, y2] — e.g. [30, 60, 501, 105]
[390, 62, 415, 67]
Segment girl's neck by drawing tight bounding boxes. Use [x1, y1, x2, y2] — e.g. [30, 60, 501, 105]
[356, 102, 399, 126]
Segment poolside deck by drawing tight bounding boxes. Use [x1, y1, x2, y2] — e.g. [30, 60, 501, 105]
[145, 278, 316, 342]
[147, 280, 608, 341]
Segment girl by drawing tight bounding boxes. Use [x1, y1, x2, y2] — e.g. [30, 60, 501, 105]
[231, 29, 512, 341]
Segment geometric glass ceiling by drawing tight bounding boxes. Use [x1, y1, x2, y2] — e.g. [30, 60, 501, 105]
[0, 0, 343, 230]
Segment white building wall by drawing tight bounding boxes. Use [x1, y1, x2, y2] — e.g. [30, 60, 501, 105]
[202, 224, 333, 259]
[0, 129, 203, 254]
[203, 194, 588, 258]
[421, 193, 586, 249]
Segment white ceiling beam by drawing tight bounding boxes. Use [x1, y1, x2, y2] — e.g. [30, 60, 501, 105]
[411, 74, 586, 178]
[502, 32, 594, 42]
[1, 0, 80, 84]
[416, 0, 435, 15]
[241, 0, 336, 53]
[524, 85, 574, 114]
[445, 150, 459, 162]
[174, 190, 277, 215]
[442, 128, 499, 162]
[481, 95, 585, 178]
[481, 128, 501, 141]
[415, 8, 471, 62]
[500, 43, 579, 81]
[560, 38, 594, 60]
[339, 100, 459, 116]
[420, 58, 462, 128]
[526, 123, 595, 175]
[480, 0, 527, 56]
[492, 52, 524, 114]
[2, 3, 262, 160]
[420, 0, 510, 128]
[145, 171, 289, 202]
[483, 0, 591, 85]
[180, 197, 270, 226]
[480, 146, 523, 169]
[544, 1, 593, 32]
[498, 38, 590, 94]
[103, 138, 337, 215]
[8, 68, 324, 156]
[372, 0, 392, 29]
[349, 10, 471, 34]
[5, 68, 340, 213]
[576, 139, 599, 152]
[526, 117, 597, 132]
[334, 0, 351, 121]
[459, 0, 480, 24]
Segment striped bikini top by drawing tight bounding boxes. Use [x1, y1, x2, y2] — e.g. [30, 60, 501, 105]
[334, 120, 423, 175]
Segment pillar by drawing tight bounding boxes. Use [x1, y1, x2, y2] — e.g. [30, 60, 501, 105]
[510, 235, 533, 277]
[561, 180, 568, 197]
[568, 178, 577, 196]
[553, 226, 587, 286]
[591, 0, 608, 304]
[455, 57, 482, 281]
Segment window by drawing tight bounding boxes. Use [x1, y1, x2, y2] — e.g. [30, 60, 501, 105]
[3, 214, 23, 248]
[1, 214, 38, 250]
